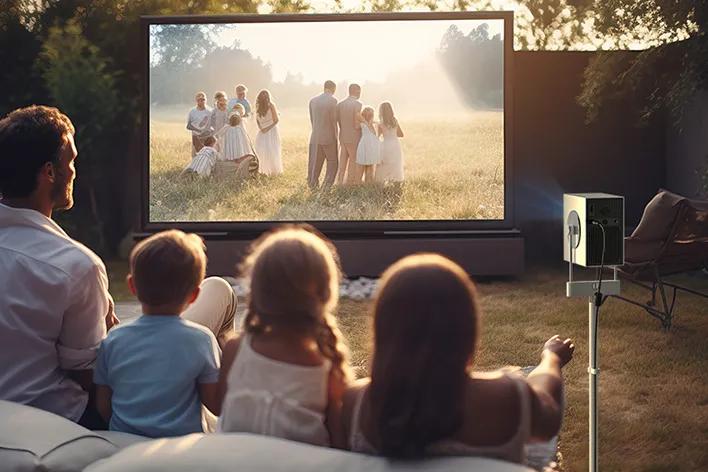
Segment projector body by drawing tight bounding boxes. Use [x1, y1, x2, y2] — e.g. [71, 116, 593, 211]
[563, 193, 625, 267]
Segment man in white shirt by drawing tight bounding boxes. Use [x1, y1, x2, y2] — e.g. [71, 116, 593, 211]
[186, 91, 212, 157]
[0, 105, 118, 428]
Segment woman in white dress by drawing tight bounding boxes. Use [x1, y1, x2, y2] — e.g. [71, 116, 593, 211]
[355, 107, 381, 183]
[254, 89, 283, 176]
[214, 113, 253, 162]
[376, 101, 404, 183]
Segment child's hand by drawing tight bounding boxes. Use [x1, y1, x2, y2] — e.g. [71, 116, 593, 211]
[542, 335, 574, 367]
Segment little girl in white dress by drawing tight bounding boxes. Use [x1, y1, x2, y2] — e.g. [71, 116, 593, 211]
[215, 113, 253, 162]
[355, 107, 381, 183]
[254, 89, 283, 176]
[216, 227, 353, 448]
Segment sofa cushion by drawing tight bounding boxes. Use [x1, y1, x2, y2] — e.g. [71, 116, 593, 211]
[85, 433, 533, 472]
[631, 189, 686, 242]
[0, 400, 121, 472]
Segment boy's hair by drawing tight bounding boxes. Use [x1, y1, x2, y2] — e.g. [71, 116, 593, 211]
[369, 254, 480, 458]
[229, 114, 242, 126]
[324, 80, 336, 91]
[241, 225, 353, 383]
[203, 135, 216, 147]
[195, 92, 206, 100]
[130, 230, 206, 307]
[235, 84, 247, 93]
[214, 91, 227, 100]
[0, 105, 75, 198]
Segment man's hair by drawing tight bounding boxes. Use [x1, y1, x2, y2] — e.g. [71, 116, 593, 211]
[0, 105, 75, 198]
[214, 91, 227, 100]
[235, 84, 247, 93]
[349, 83, 361, 95]
[129, 230, 206, 307]
[324, 80, 336, 91]
[195, 92, 206, 100]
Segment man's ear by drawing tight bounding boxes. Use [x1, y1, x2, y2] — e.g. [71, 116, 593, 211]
[127, 274, 137, 296]
[40, 161, 56, 183]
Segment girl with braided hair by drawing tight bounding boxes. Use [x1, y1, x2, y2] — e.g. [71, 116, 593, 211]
[216, 225, 353, 448]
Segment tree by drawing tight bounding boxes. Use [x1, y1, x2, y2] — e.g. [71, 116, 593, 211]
[0, 0, 310, 255]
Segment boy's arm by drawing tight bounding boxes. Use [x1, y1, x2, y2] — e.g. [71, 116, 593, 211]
[199, 383, 220, 416]
[198, 332, 233, 416]
[214, 336, 242, 415]
[95, 384, 113, 423]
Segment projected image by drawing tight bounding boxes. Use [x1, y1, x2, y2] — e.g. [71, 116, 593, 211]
[148, 18, 504, 222]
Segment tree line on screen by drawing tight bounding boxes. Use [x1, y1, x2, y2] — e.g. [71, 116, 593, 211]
[149, 23, 503, 109]
[1, 0, 703, 255]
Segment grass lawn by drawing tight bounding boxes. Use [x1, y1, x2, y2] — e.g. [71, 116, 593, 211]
[107, 261, 708, 471]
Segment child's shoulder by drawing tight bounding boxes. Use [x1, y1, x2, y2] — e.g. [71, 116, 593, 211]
[179, 319, 218, 343]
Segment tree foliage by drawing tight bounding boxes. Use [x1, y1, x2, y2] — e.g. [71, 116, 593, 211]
[0, 0, 308, 255]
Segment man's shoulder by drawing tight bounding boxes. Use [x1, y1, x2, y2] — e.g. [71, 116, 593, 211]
[4, 224, 105, 281]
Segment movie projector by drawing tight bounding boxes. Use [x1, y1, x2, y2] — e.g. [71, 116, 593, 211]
[563, 193, 624, 472]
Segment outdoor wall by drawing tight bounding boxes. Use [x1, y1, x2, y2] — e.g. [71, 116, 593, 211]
[666, 89, 707, 199]
[512, 51, 666, 263]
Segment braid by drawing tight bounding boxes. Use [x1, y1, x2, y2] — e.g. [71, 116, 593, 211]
[316, 311, 354, 382]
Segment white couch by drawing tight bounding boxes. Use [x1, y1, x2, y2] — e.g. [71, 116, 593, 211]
[0, 401, 533, 472]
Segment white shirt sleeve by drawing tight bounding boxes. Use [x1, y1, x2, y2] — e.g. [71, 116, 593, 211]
[56, 264, 109, 370]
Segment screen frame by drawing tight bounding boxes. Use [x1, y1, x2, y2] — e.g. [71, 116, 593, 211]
[140, 11, 515, 238]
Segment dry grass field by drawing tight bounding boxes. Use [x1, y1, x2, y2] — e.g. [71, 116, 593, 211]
[148, 107, 504, 222]
[108, 261, 708, 472]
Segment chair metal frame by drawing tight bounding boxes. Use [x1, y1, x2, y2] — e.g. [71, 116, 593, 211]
[609, 202, 708, 330]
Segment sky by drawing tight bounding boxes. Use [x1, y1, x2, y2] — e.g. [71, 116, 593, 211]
[212, 18, 504, 84]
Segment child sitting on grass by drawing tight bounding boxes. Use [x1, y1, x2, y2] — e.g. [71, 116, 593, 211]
[94, 230, 225, 437]
[182, 135, 219, 177]
[216, 225, 353, 448]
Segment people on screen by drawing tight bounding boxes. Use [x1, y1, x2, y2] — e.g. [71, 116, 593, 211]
[185, 84, 407, 185]
[355, 107, 381, 184]
[254, 89, 283, 176]
[186, 91, 212, 158]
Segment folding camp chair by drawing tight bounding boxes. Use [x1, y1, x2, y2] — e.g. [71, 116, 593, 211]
[610, 190, 708, 330]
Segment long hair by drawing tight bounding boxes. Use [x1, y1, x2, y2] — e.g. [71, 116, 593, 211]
[239, 225, 353, 383]
[379, 102, 398, 130]
[256, 90, 272, 118]
[368, 254, 480, 458]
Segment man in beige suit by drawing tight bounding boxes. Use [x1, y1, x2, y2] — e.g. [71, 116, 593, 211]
[336, 84, 363, 185]
[308, 80, 339, 189]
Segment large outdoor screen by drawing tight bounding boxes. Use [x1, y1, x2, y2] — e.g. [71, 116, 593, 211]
[145, 13, 510, 229]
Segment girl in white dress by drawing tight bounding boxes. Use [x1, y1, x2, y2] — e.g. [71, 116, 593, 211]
[216, 227, 354, 448]
[254, 89, 283, 176]
[355, 107, 381, 183]
[214, 113, 253, 162]
[376, 101, 405, 183]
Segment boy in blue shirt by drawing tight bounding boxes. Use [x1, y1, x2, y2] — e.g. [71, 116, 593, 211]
[94, 230, 226, 437]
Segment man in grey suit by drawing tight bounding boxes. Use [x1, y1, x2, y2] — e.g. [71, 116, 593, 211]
[336, 83, 363, 185]
[308, 80, 339, 189]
